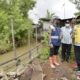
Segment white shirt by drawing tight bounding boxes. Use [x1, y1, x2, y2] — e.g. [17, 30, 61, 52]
[61, 26, 72, 44]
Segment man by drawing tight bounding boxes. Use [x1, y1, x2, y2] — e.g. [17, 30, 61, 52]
[74, 24, 80, 71]
[48, 17, 61, 68]
[73, 23, 80, 79]
[61, 20, 72, 62]
[70, 19, 76, 44]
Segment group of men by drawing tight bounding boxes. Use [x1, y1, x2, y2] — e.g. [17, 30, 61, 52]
[48, 17, 80, 72]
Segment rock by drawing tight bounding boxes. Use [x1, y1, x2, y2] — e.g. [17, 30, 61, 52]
[60, 77, 68, 80]
[20, 65, 33, 80]
[31, 60, 45, 80]
[20, 60, 45, 80]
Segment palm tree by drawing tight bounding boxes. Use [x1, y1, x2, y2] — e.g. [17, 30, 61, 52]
[46, 10, 54, 19]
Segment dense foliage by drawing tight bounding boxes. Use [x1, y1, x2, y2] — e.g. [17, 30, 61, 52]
[38, 32, 49, 60]
[0, 0, 35, 53]
[70, 0, 80, 16]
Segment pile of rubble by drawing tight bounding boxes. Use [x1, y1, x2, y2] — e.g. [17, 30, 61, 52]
[0, 60, 45, 80]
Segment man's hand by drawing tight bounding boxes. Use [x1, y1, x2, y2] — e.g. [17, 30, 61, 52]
[49, 43, 53, 48]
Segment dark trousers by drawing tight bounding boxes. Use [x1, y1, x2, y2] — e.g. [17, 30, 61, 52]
[61, 43, 72, 61]
[74, 46, 80, 70]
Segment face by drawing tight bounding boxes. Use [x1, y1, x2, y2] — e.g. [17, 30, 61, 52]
[65, 22, 70, 28]
[53, 19, 59, 27]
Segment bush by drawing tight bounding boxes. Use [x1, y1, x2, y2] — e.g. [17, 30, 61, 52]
[38, 46, 49, 60]
[38, 31, 49, 60]
[0, 40, 11, 54]
[41, 31, 48, 46]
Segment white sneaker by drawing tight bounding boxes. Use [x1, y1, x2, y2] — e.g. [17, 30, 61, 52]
[54, 62, 60, 66]
[50, 64, 56, 69]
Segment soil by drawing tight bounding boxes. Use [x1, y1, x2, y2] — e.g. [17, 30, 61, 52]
[20, 58, 77, 80]
[40, 60, 77, 80]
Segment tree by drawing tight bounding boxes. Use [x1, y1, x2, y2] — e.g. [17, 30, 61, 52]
[0, 0, 35, 53]
[70, 0, 80, 16]
[46, 10, 54, 19]
[19, 0, 35, 18]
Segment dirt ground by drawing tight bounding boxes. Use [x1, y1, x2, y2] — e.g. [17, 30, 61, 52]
[20, 58, 77, 80]
[40, 60, 77, 80]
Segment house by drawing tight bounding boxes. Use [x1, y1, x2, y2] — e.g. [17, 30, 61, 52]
[39, 18, 50, 31]
[32, 22, 43, 42]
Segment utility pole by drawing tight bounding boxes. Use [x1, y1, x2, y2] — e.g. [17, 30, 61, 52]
[64, 0, 65, 19]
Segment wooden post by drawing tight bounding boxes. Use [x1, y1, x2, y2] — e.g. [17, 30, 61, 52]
[28, 29, 30, 48]
[36, 25, 38, 45]
[11, 18, 17, 60]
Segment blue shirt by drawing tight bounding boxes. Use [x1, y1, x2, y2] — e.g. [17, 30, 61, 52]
[51, 27, 61, 46]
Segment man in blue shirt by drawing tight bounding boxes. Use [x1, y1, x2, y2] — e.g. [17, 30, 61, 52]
[49, 17, 61, 68]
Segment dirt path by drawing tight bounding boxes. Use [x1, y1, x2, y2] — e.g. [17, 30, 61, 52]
[41, 60, 77, 80]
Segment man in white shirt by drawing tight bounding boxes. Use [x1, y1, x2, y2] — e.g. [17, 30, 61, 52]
[61, 20, 72, 62]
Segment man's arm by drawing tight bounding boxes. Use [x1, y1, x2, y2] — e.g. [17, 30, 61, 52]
[60, 27, 63, 40]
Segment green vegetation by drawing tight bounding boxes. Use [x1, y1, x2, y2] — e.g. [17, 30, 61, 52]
[38, 31, 49, 60]
[70, 0, 80, 16]
[46, 10, 54, 19]
[0, 0, 35, 53]
[38, 46, 49, 60]
[41, 31, 49, 45]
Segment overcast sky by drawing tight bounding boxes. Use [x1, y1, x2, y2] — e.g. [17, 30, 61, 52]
[28, 0, 78, 24]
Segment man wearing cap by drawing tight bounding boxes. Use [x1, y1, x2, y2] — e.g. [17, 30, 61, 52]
[61, 20, 72, 62]
[48, 17, 61, 68]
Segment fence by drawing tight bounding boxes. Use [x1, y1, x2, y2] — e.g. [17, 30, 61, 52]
[0, 44, 42, 80]
[0, 44, 42, 72]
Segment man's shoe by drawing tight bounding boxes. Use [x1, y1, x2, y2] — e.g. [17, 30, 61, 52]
[66, 60, 69, 63]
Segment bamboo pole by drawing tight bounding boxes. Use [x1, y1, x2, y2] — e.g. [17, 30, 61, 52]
[11, 18, 17, 60]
